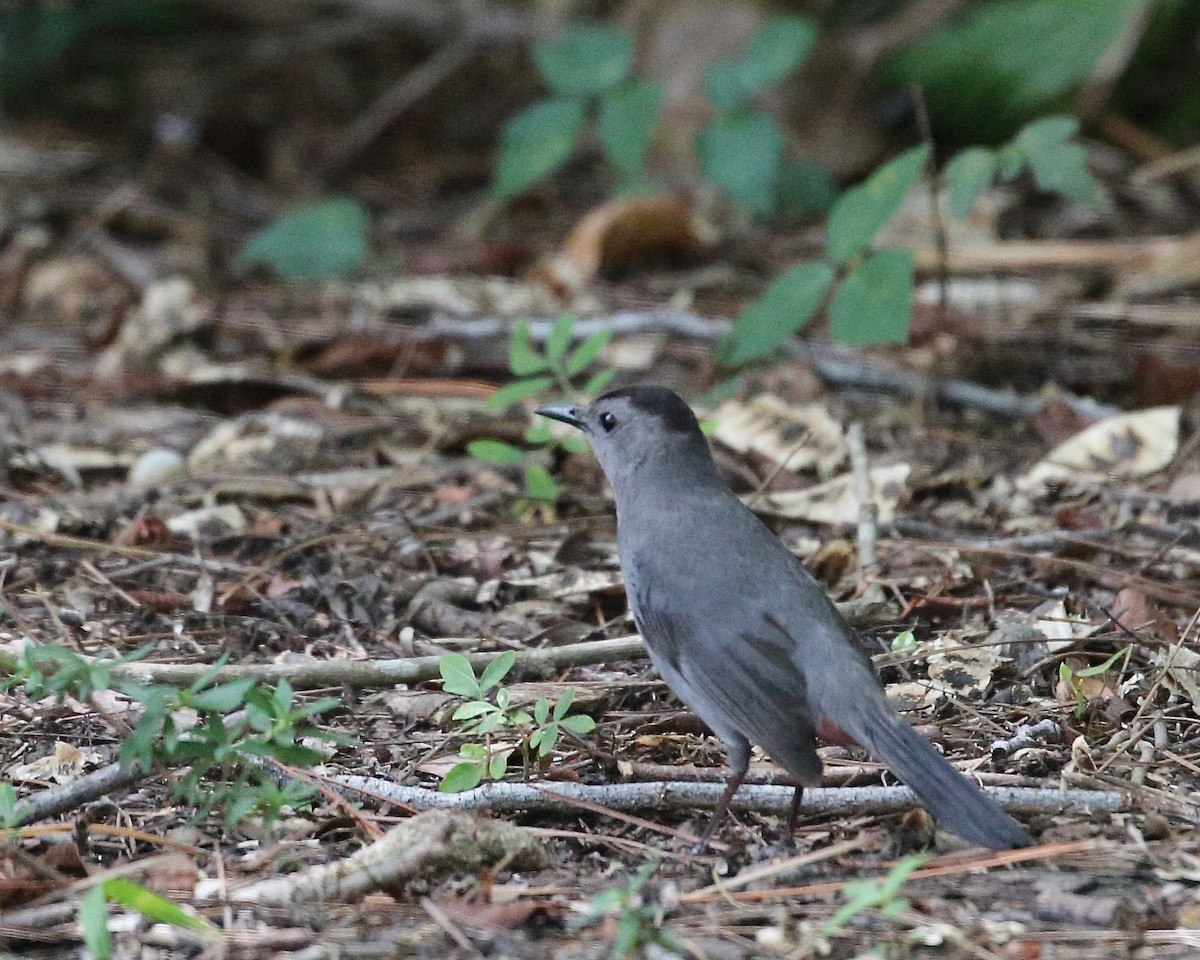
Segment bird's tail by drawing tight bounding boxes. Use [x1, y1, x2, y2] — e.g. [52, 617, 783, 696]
[851, 709, 1032, 850]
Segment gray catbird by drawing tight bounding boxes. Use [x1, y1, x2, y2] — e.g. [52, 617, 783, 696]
[538, 385, 1032, 851]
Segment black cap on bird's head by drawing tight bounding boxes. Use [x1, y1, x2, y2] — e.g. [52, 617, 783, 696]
[536, 386, 712, 490]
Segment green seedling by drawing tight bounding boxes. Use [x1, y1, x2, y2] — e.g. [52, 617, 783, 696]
[470, 314, 614, 505]
[572, 862, 679, 957]
[438, 652, 596, 791]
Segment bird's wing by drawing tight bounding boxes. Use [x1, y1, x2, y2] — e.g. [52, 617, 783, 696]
[628, 553, 825, 784]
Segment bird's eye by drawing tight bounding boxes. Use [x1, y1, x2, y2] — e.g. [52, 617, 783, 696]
[599, 411, 617, 432]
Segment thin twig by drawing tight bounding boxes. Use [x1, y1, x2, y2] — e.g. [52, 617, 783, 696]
[846, 422, 878, 580]
[911, 84, 948, 336]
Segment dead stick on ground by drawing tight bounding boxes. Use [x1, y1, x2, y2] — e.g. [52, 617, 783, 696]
[327, 777, 1124, 820]
[199, 809, 544, 906]
[108, 634, 648, 687]
[846, 422, 878, 581]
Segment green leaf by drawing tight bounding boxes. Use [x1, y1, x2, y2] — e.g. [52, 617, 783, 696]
[891, 630, 916, 652]
[703, 15, 816, 109]
[599, 79, 663, 173]
[441, 760, 485, 793]
[493, 98, 587, 201]
[452, 701, 496, 720]
[697, 110, 784, 217]
[777, 156, 839, 216]
[80, 883, 111, 959]
[273, 677, 295, 713]
[565, 329, 613, 377]
[524, 463, 562, 502]
[459, 742, 487, 761]
[884, 0, 1144, 140]
[533, 24, 633, 98]
[479, 650, 516, 691]
[103, 878, 218, 938]
[534, 698, 550, 725]
[943, 147, 998, 218]
[439, 654, 481, 699]
[535, 725, 559, 756]
[1014, 114, 1079, 151]
[826, 145, 929, 263]
[545, 314, 575, 364]
[187, 678, 256, 713]
[509, 319, 548, 375]
[485, 376, 556, 412]
[494, 687, 510, 710]
[488, 751, 509, 780]
[524, 423, 555, 445]
[467, 439, 525, 466]
[1074, 645, 1131, 678]
[614, 911, 642, 956]
[235, 198, 369, 282]
[560, 714, 596, 735]
[1013, 116, 1101, 206]
[719, 260, 834, 367]
[829, 249, 914, 347]
[477, 712, 507, 734]
[553, 687, 576, 721]
[582, 368, 616, 396]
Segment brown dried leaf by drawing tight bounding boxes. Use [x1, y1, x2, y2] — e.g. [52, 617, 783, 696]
[537, 195, 707, 297]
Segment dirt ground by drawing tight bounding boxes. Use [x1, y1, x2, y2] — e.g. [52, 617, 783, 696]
[3, 4, 1200, 957]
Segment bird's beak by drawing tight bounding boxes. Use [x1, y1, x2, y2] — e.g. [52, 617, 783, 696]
[535, 404, 586, 430]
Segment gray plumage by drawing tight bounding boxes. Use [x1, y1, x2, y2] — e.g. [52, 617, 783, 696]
[538, 385, 1031, 851]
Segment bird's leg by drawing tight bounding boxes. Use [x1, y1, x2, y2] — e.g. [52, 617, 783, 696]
[784, 785, 805, 848]
[693, 738, 750, 855]
[693, 768, 746, 855]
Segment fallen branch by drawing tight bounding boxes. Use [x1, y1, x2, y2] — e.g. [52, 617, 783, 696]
[109, 634, 647, 687]
[198, 809, 544, 905]
[329, 777, 1124, 820]
[10, 761, 143, 827]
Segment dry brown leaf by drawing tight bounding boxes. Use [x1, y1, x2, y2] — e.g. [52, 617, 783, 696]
[1020, 406, 1180, 490]
[1033, 597, 1101, 653]
[752, 464, 910, 525]
[537, 195, 707, 297]
[112, 512, 174, 547]
[7, 741, 98, 784]
[434, 893, 563, 931]
[710, 395, 846, 478]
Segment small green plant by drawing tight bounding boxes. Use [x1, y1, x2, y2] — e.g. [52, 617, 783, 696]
[719, 144, 929, 365]
[493, 22, 661, 199]
[494, 17, 827, 217]
[438, 651, 596, 792]
[572, 862, 679, 957]
[5, 645, 347, 830]
[823, 852, 931, 934]
[943, 114, 1103, 218]
[4, 642, 151, 703]
[1058, 645, 1130, 718]
[697, 15, 822, 218]
[80, 876, 221, 959]
[469, 314, 614, 505]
